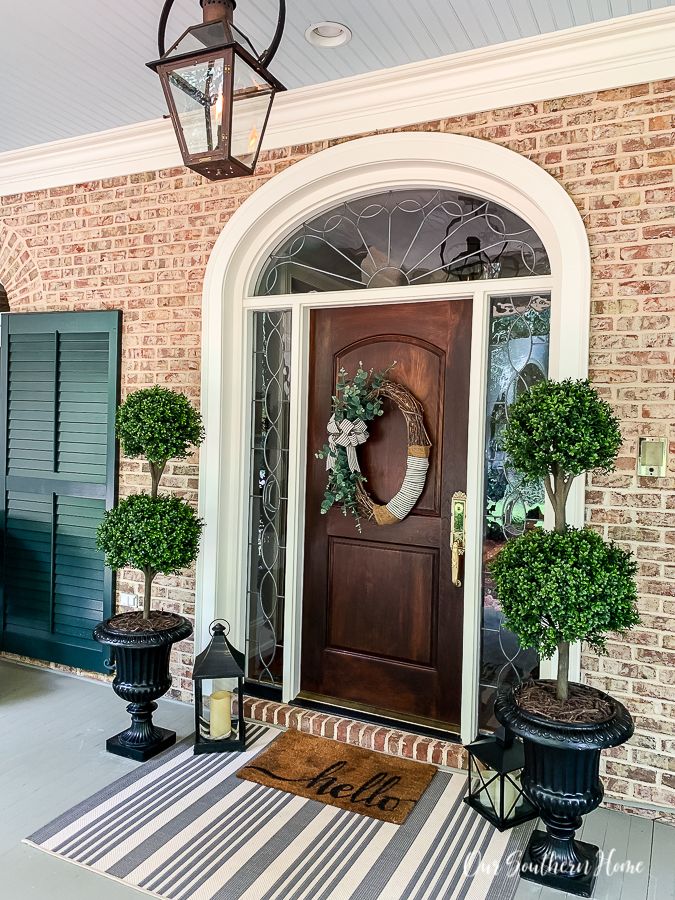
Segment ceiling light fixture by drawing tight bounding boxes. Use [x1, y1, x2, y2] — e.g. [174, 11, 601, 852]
[147, 0, 286, 181]
[305, 22, 352, 48]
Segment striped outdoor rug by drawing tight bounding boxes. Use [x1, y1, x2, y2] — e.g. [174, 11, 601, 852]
[26, 725, 533, 900]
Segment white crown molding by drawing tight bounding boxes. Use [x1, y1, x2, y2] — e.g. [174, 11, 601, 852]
[1, 7, 675, 196]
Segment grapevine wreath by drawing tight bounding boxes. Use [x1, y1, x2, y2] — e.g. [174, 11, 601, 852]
[316, 363, 431, 529]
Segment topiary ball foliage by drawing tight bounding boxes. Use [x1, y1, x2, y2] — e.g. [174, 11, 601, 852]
[503, 378, 623, 482]
[96, 493, 204, 575]
[489, 526, 640, 660]
[116, 386, 205, 464]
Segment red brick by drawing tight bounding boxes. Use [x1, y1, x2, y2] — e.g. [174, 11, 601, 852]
[621, 244, 673, 260]
[514, 116, 564, 133]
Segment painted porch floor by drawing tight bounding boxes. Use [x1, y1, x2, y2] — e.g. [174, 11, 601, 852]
[1, 658, 674, 900]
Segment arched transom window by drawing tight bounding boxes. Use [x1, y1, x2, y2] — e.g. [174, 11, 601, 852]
[256, 188, 550, 296]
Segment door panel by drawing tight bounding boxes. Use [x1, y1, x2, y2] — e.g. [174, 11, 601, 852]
[302, 299, 472, 728]
[327, 537, 436, 665]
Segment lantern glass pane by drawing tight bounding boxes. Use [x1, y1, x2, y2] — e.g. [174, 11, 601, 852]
[165, 22, 259, 60]
[231, 54, 273, 168]
[168, 57, 226, 156]
[166, 22, 229, 57]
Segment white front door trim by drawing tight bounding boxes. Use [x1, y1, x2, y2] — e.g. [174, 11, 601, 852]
[197, 131, 591, 742]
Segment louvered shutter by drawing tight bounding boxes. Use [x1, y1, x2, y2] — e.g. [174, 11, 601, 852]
[0, 311, 121, 672]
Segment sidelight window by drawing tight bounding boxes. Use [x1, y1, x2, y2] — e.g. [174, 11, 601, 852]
[480, 292, 551, 729]
[245, 310, 291, 690]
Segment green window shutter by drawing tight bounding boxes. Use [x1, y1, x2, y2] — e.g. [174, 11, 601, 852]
[0, 311, 121, 672]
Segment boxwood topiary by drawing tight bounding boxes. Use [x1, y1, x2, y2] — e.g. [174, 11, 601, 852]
[116, 386, 204, 498]
[490, 378, 639, 702]
[97, 387, 205, 620]
[502, 378, 622, 534]
[490, 526, 640, 666]
[96, 493, 204, 619]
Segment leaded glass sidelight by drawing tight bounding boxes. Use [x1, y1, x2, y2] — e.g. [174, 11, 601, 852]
[255, 189, 550, 295]
[479, 292, 551, 731]
[246, 311, 291, 689]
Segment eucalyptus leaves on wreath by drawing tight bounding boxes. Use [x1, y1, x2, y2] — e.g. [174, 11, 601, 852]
[316, 363, 394, 530]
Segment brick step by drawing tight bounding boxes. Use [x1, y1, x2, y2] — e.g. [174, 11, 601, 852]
[241, 696, 468, 770]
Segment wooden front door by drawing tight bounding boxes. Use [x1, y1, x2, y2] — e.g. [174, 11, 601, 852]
[302, 299, 472, 728]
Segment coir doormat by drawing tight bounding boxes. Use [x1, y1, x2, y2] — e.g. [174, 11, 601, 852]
[237, 729, 436, 825]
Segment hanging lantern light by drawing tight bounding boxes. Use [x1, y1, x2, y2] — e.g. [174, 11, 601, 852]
[147, 0, 286, 181]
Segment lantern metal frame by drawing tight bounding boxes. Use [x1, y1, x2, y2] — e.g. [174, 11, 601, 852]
[147, 0, 286, 180]
[193, 619, 248, 753]
[464, 734, 538, 831]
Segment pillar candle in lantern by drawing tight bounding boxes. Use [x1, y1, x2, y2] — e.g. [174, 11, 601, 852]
[479, 767, 519, 816]
[209, 690, 232, 739]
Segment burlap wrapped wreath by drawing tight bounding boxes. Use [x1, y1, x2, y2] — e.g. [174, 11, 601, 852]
[322, 379, 431, 526]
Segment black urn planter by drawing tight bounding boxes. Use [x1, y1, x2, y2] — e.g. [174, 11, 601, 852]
[495, 681, 633, 898]
[93, 612, 193, 762]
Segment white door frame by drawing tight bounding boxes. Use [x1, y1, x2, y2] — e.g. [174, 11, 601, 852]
[196, 131, 592, 743]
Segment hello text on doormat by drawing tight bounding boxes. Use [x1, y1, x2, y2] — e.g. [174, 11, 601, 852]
[237, 728, 437, 825]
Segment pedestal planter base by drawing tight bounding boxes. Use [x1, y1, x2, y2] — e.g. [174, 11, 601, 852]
[521, 830, 598, 897]
[93, 612, 193, 761]
[495, 681, 633, 897]
[106, 726, 177, 762]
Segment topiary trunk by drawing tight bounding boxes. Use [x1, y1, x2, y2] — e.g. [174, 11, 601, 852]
[149, 460, 166, 501]
[142, 566, 156, 619]
[545, 464, 576, 702]
[143, 461, 164, 618]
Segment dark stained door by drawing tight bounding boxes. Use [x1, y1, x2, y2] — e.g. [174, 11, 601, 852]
[302, 299, 472, 728]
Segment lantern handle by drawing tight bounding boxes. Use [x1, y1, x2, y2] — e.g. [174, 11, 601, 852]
[259, 0, 286, 68]
[157, 0, 285, 66]
[209, 618, 231, 637]
[157, 0, 176, 58]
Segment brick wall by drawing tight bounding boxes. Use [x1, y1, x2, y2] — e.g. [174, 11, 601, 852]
[1, 78, 674, 809]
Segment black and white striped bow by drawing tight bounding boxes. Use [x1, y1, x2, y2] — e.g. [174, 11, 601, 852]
[325, 414, 369, 473]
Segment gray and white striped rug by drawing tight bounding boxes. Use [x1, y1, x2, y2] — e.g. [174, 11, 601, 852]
[26, 725, 532, 900]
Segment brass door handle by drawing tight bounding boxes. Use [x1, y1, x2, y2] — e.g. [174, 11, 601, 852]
[452, 537, 465, 586]
[451, 492, 467, 587]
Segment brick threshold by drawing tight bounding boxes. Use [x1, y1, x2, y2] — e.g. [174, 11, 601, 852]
[242, 696, 468, 770]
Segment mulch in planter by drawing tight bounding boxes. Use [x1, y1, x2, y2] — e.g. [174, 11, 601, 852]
[104, 610, 184, 633]
[516, 680, 614, 723]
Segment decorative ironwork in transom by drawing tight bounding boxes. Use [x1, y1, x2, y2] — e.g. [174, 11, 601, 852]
[255, 189, 550, 295]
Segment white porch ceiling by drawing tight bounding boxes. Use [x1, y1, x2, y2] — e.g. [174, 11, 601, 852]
[0, 0, 673, 154]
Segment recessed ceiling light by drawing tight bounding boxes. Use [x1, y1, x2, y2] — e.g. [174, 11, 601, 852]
[305, 22, 352, 48]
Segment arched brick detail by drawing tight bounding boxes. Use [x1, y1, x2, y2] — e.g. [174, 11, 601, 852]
[0, 223, 43, 309]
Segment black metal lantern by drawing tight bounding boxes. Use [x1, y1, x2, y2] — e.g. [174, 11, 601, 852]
[464, 734, 538, 831]
[147, 0, 286, 181]
[193, 619, 247, 753]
